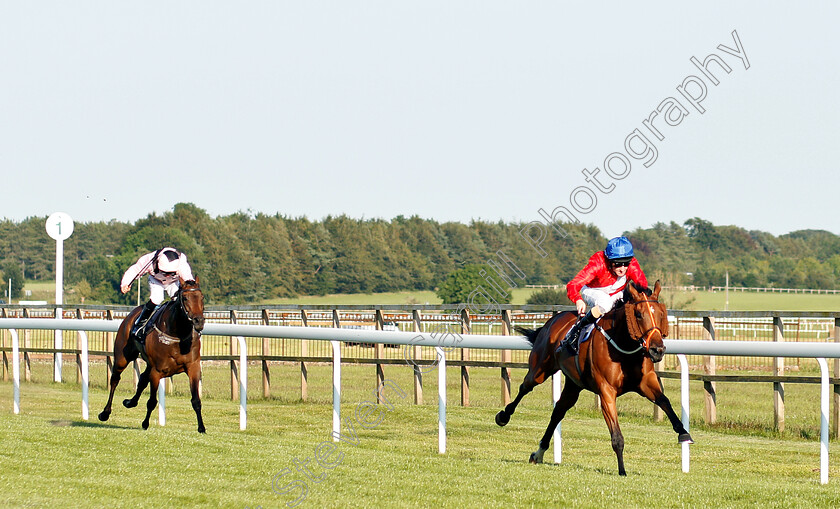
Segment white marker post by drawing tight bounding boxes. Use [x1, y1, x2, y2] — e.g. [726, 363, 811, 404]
[46, 212, 74, 383]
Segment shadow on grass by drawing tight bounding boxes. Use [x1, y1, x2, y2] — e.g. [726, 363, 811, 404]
[55, 420, 138, 430]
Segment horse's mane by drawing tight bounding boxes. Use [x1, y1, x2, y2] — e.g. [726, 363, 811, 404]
[620, 281, 650, 303]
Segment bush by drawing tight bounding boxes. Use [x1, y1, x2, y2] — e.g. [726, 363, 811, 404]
[525, 288, 567, 305]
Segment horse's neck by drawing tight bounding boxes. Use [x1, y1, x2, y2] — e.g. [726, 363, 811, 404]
[602, 306, 629, 340]
[161, 299, 190, 338]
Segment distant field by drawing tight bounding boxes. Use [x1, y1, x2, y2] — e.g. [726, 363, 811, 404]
[19, 280, 840, 311]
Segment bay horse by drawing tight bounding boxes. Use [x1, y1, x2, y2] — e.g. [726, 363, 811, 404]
[495, 280, 692, 475]
[98, 277, 207, 432]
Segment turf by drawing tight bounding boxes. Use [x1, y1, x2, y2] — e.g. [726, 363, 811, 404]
[1, 361, 838, 508]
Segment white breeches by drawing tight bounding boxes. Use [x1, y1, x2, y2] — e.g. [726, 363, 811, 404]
[580, 286, 624, 314]
[148, 276, 180, 305]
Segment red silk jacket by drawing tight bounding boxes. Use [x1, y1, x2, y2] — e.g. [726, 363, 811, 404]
[566, 251, 648, 302]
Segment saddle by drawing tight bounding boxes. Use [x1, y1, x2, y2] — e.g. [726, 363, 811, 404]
[134, 300, 174, 345]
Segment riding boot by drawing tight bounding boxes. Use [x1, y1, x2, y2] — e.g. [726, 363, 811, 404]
[564, 307, 604, 354]
[131, 301, 156, 339]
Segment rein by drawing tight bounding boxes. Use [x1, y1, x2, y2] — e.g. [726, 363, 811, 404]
[596, 323, 644, 355]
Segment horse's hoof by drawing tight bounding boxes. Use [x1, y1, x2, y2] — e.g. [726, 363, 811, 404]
[678, 433, 694, 444]
[97, 411, 110, 422]
[619, 470, 627, 477]
[529, 452, 543, 464]
[141, 421, 150, 430]
[122, 399, 137, 409]
[495, 411, 510, 427]
[198, 426, 206, 434]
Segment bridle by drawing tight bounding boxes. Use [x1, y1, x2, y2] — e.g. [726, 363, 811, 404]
[597, 297, 664, 356]
[633, 298, 665, 351]
[175, 285, 204, 328]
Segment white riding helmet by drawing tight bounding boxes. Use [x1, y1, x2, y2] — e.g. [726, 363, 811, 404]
[156, 249, 181, 273]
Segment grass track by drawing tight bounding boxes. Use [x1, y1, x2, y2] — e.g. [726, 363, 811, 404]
[1, 361, 839, 508]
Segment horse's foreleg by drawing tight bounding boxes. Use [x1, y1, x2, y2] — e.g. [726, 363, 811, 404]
[188, 362, 205, 433]
[123, 364, 151, 409]
[141, 372, 161, 430]
[600, 389, 626, 476]
[529, 382, 582, 464]
[638, 372, 693, 444]
[98, 341, 132, 422]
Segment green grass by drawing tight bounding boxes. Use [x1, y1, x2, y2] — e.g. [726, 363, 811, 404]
[265, 290, 443, 306]
[1, 360, 838, 508]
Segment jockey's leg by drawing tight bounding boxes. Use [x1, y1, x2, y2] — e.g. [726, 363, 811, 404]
[132, 279, 164, 338]
[131, 301, 156, 338]
[563, 290, 608, 354]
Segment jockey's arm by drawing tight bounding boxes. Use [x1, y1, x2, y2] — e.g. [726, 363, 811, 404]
[177, 254, 195, 282]
[120, 252, 155, 293]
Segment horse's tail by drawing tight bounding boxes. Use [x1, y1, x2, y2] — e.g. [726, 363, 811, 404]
[514, 325, 541, 345]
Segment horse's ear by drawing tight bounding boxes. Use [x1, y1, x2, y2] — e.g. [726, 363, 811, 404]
[652, 280, 662, 300]
[194, 275, 200, 285]
[179, 276, 185, 285]
[627, 280, 640, 301]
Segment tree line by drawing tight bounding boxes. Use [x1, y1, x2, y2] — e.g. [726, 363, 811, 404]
[0, 203, 837, 304]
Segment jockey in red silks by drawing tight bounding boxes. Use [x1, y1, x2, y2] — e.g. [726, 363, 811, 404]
[120, 247, 195, 339]
[563, 236, 648, 352]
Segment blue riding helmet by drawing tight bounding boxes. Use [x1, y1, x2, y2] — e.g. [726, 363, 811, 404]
[605, 236, 634, 260]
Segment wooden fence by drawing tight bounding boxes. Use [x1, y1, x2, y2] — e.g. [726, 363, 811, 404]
[1, 304, 839, 436]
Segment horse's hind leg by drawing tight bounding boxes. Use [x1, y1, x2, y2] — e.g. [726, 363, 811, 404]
[187, 361, 205, 433]
[497, 364, 555, 426]
[123, 364, 151, 409]
[638, 371, 693, 444]
[599, 388, 626, 476]
[141, 371, 162, 430]
[529, 382, 582, 464]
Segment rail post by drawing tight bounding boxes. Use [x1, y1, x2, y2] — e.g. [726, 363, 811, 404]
[374, 309, 385, 400]
[300, 310, 309, 401]
[438, 346, 446, 454]
[460, 308, 470, 407]
[23, 308, 31, 382]
[237, 336, 248, 430]
[773, 316, 785, 432]
[78, 330, 89, 420]
[412, 309, 423, 405]
[501, 309, 512, 406]
[261, 309, 271, 398]
[230, 310, 239, 401]
[331, 339, 341, 443]
[1, 307, 7, 381]
[11, 329, 19, 414]
[105, 309, 114, 387]
[702, 316, 717, 424]
[75, 309, 82, 384]
[678, 353, 690, 473]
[833, 318, 839, 438]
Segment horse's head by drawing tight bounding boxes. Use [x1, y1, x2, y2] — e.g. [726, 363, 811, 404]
[624, 280, 668, 363]
[178, 276, 205, 333]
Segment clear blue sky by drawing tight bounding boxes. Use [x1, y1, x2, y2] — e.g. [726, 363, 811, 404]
[2, 2, 838, 238]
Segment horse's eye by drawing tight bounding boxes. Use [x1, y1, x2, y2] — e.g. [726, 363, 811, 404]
[635, 311, 642, 319]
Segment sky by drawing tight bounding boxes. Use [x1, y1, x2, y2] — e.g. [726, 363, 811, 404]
[2, 2, 839, 239]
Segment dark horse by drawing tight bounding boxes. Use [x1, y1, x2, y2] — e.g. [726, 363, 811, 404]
[98, 277, 207, 432]
[495, 280, 692, 475]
